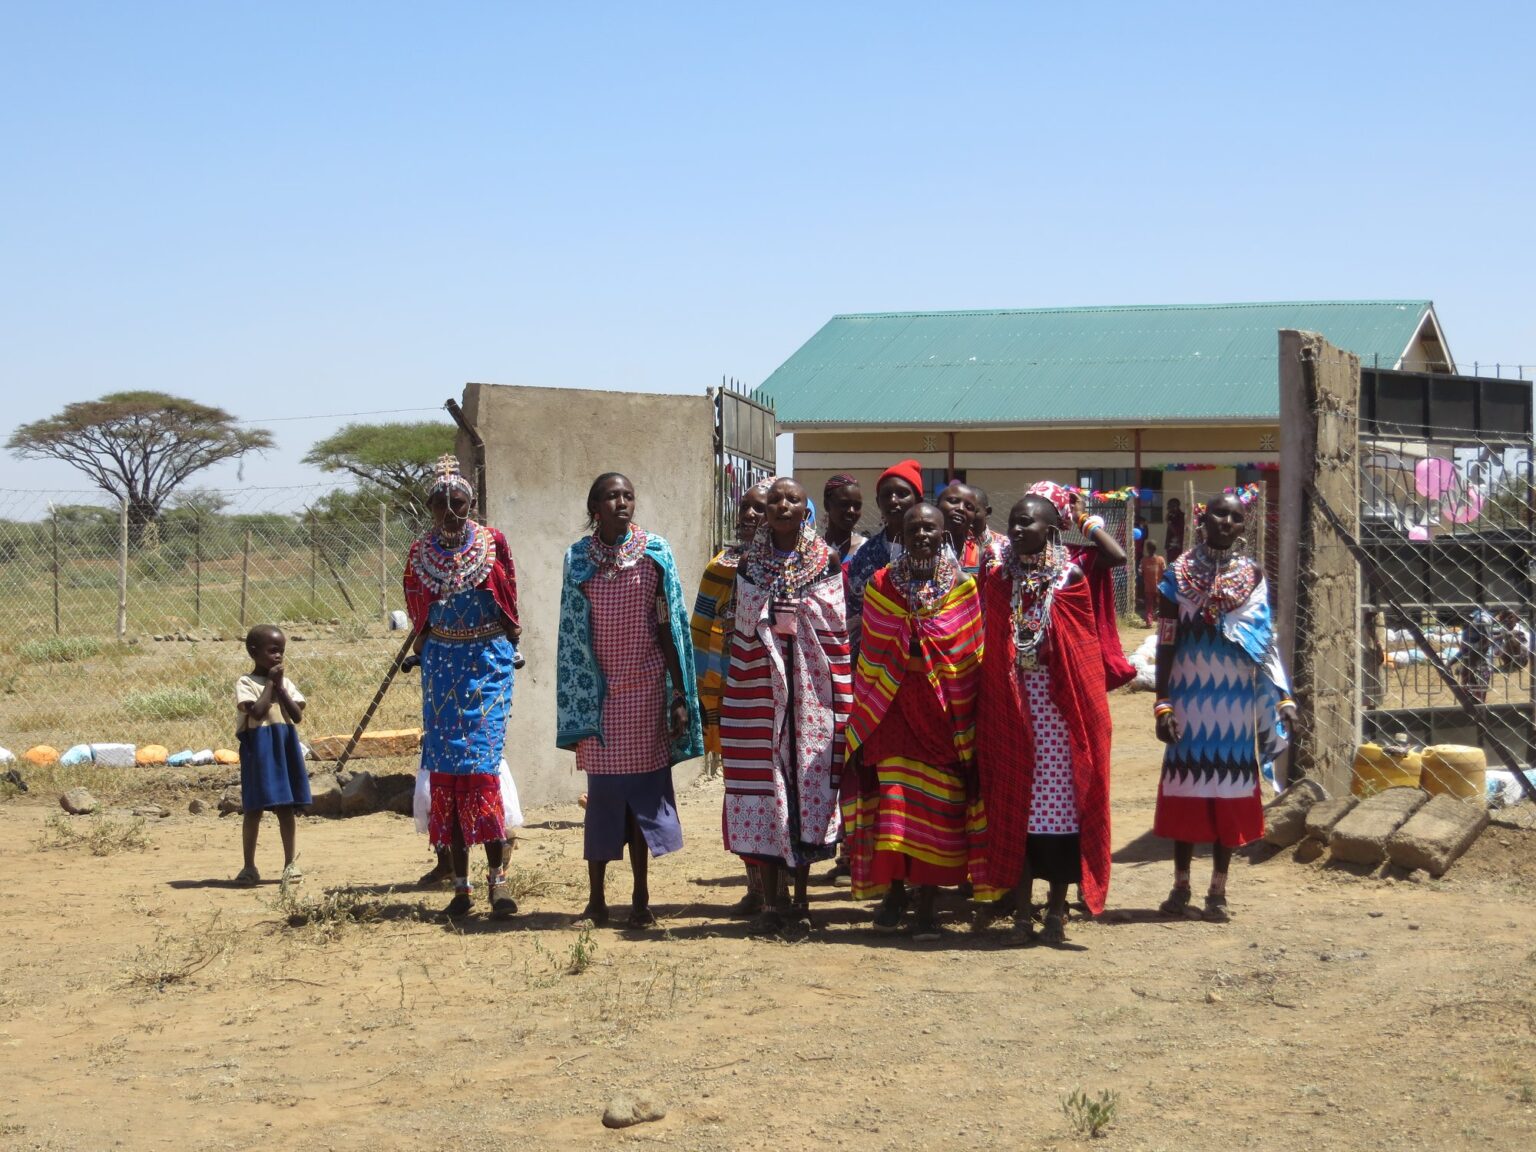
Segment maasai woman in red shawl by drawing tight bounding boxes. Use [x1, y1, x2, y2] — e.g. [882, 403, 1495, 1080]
[845, 503, 988, 941]
[976, 482, 1125, 945]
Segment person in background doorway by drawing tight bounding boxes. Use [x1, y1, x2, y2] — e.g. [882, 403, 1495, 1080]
[557, 472, 703, 929]
[1164, 497, 1186, 563]
[1140, 542, 1165, 627]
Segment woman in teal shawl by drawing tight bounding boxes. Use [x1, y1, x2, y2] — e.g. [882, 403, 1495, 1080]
[557, 472, 703, 928]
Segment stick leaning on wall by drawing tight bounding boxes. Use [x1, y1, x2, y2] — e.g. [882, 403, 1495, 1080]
[333, 624, 422, 774]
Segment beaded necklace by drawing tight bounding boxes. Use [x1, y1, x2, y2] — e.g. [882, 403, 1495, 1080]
[891, 550, 958, 613]
[411, 520, 496, 599]
[1007, 540, 1068, 670]
[741, 522, 831, 598]
[1171, 541, 1260, 623]
[589, 526, 649, 580]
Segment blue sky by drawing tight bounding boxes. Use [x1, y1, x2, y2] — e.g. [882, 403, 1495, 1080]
[2, 1, 1532, 507]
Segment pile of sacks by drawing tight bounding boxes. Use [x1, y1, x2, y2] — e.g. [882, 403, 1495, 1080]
[1126, 634, 1157, 691]
[10, 743, 262, 768]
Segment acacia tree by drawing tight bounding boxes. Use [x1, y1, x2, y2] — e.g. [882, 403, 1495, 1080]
[7, 392, 273, 541]
[303, 421, 456, 517]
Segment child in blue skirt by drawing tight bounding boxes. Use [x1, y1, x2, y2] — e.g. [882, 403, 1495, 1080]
[235, 624, 309, 884]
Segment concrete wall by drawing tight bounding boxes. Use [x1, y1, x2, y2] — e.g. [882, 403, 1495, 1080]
[461, 383, 716, 807]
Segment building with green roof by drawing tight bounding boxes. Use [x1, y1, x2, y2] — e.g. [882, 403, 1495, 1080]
[757, 300, 1453, 529]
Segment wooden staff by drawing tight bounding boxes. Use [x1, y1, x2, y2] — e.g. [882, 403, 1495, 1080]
[334, 623, 421, 773]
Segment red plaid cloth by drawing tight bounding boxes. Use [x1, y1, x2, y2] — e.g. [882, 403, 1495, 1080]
[577, 560, 671, 776]
[975, 573, 1114, 913]
[428, 772, 506, 849]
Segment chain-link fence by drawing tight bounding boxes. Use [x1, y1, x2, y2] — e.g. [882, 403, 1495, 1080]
[1286, 345, 1536, 808]
[0, 485, 426, 758]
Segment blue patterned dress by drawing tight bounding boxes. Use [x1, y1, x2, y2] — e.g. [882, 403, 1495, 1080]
[421, 588, 517, 776]
[1153, 562, 1290, 847]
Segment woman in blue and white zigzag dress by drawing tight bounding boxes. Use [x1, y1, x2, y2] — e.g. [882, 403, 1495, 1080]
[1151, 489, 1295, 923]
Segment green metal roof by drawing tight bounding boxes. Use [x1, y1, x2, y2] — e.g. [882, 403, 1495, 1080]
[756, 300, 1438, 427]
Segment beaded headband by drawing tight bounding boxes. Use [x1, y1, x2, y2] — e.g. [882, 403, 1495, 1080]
[1193, 482, 1260, 521]
[428, 454, 475, 504]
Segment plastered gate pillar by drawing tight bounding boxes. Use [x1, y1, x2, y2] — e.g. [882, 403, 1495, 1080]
[1277, 330, 1361, 791]
[460, 383, 715, 807]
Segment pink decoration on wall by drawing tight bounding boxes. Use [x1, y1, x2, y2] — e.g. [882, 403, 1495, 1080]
[1414, 457, 1455, 500]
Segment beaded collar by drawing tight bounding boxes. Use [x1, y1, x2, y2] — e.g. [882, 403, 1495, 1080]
[589, 526, 649, 580]
[741, 522, 832, 598]
[1005, 540, 1069, 670]
[411, 520, 496, 599]
[890, 549, 959, 613]
[1171, 541, 1261, 622]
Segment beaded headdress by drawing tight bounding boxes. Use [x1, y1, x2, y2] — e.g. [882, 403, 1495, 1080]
[428, 454, 475, 505]
[1192, 482, 1260, 522]
[1025, 480, 1074, 526]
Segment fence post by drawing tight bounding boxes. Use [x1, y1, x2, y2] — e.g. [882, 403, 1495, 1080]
[309, 510, 317, 608]
[378, 501, 388, 625]
[51, 506, 60, 635]
[193, 512, 202, 626]
[240, 527, 251, 631]
[117, 499, 129, 642]
[1254, 481, 1267, 576]
[1124, 494, 1136, 617]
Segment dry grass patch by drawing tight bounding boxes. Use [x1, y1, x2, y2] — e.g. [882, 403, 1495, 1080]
[38, 812, 150, 856]
[125, 912, 238, 992]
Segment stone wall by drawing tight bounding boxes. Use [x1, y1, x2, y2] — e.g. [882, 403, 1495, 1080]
[461, 383, 715, 806]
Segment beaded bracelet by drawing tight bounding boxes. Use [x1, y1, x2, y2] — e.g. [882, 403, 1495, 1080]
[1152, 699, 1175, 718]
[1078, 514, 1106, 536]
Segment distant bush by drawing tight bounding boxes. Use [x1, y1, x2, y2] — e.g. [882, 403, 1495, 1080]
[18, 637, 103, 663]
[124, 684, 218, 722]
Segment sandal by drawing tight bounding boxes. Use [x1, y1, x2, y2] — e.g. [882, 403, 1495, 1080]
[872, 888, 907, 934]
[577, 901, 610, 927]
[727, 890, 765, 919]
[1041, 912, 1067, 945]
[825, 860, 852, 888]
[912, 918, 944, 943]
[442, 890, 473, 919]
[489, 876, 518, 920]
[626, 906, 657, 930]
[235, 866, 260, 886]
[280, 863, 303, 884]
[749, 908, 787, 937]
[417, 862, 453, 888]
[1203, 894, 1232, 924]
[1159, 886, 1195, 918]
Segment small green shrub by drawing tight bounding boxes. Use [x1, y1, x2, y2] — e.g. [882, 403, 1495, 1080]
[568, 925, 598, 974]
[17, 636, 103, 664]
[124, 684, 218, 722]
[1062, 1088, 1120, 1139]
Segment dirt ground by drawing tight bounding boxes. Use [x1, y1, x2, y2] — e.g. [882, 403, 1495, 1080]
[4, 689, 1536, 1152]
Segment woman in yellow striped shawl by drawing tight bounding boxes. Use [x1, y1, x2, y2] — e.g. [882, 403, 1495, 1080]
[689, 481, 770, 915]
[844, 503, 989, 941]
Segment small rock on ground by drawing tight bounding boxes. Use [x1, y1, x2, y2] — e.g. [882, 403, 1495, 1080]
[188, 798, 210, 815]
[602, 1093, 666, 1129]
[60, 787, 99, 815]
[132, 804, 170, 819]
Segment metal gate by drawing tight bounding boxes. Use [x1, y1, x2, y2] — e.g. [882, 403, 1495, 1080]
[713, 378, 777, 553]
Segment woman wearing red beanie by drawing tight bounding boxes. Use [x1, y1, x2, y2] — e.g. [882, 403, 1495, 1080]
[845, 460, 923, 657]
